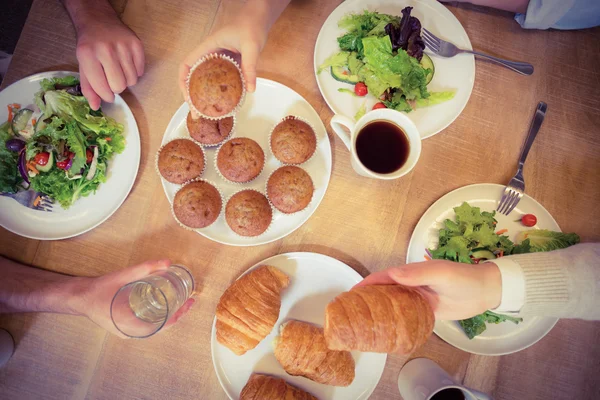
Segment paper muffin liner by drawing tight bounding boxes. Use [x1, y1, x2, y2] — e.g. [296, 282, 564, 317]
[155, 138, 207, 184]
[224, 188, 274, 238]
[185, 113, 237, 148]
[185, 53, 246, 121]
[268, 115, 319, 166]
[170, 178, 224, 231]
[213, 137, 266, 185]
[265, 165, 315, 216]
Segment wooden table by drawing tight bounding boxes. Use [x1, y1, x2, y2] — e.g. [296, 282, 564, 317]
[1, 1, 599, 399]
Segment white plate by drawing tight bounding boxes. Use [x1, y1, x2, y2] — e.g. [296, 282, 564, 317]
[313, 0, 475, 139]
[211, 252, 387, 400]
[0, 71, 140, 240]
[406, 183, 559, 355]
[160, 78, 331, 246]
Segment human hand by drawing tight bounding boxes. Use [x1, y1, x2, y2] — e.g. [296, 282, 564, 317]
[76, 260, 194, 338]
[178, 14, 269, 100]
[75, 13, 144, 110]
[355, 260, 502, 320]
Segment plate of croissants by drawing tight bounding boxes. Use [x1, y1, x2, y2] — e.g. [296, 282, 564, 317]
[211, 252, 435, 399]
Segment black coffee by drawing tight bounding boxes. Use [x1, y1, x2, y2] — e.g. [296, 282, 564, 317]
[355, 121, 410, 174]
[430, 388, 466, 400]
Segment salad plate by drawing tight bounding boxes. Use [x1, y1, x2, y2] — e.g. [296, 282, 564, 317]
[0, 71, 140, 240]
[159, 78, 332, 247]
[406, 183, 559, 355]
[314, 0, 475, 139]
[211, 252, 387, 400]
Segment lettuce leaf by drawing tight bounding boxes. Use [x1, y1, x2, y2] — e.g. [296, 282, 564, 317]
[39, 76, 80, 92]
[317, 51, 350, 74]
[385, 6, 425, 60]
[515, 230, 580, 252]
[416, 91, 456, 108]
[0, 121, 21, 193]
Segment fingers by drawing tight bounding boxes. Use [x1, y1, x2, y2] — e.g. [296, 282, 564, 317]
[353, 270, 397, 288]
[131, 40, 145, 77]
[96, 44, 127, 94]
[114, 259, 171, 285]
[80, 69, 102, 111]
[178, 63, 191, 101]
[164, 297, 196, 329]
[240, 40, 260, 92]
[78, 49, 115, 104]
[117, 44, 138, 87]
[387, 262, 445, 287]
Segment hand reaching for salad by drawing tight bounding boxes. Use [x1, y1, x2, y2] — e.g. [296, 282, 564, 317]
[355, 260, 502, 321]
[178, 0, 291, 101]
[63, 0, 144, 110]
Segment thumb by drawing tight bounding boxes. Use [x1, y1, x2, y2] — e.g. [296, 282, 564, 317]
[387, 262, 441, 287]
[115, 259, 171, 285]
[240, 41, 260, 93]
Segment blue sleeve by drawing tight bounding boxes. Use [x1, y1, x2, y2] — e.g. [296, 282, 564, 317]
[515, 0, 600, 30]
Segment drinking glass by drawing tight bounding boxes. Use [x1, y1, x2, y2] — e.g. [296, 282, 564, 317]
[110, 264, 194, 338]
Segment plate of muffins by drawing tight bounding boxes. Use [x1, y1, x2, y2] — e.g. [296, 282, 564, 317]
[156, 54, 332, 246]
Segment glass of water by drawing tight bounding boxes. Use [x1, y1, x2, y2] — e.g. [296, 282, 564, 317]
[110, 264, 194, 338]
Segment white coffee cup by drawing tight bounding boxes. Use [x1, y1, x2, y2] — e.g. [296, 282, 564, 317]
[398, 358, 491, 400]
[329, 109, 421, 179]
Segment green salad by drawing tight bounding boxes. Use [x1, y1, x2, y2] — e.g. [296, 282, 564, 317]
[429, 202, 580, 339]
[318, 8, 455, 114]
[0, 76, 125, 208]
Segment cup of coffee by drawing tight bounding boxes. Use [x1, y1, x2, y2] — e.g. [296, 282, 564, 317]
[398, 358, 491, 400]
[330, 109, 421, 180]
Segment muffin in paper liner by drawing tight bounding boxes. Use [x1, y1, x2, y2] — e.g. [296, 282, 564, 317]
[155, 138, 206, 184]
[185, 53, 246, 121]
[268, 115, 318, 166]
[265, 165, 315, 215]
[224, 188, 274, 238]
[170, 179, 224, 231]
[185, 112, 236, 148]
[214, 137, 266, 185]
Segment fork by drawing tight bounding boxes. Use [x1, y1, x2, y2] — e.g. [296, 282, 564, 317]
[497, 101, 547, 215]
[422, 28, 534, 75]
[0, 190, 54, 212]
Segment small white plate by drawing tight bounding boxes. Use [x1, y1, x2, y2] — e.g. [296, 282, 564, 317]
[211, 252, 387, 400]
[313, 0, 475, 139]
[0, 71, 140, 240]
[160, 78, 332, 246]
[406, 183, 559, 355]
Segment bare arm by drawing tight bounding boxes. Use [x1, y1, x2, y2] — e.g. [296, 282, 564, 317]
[60, 0, 145, 110]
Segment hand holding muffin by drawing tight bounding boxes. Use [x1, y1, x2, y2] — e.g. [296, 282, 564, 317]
[178, 0, 291, 96]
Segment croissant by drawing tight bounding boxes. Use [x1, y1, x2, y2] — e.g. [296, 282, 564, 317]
[216, 265, 290, 355]
[273, 320, 355, 387]
[240, 374, 318, 400]
[324, 285, 434, 354]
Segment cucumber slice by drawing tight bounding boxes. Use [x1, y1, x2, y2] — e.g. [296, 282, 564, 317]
[471, 249, 496, 260]
[421, 53, 435, 85]
[12, 108, 34, 134]
[36, 152, 54, 173]
[331, 66, 360, 84]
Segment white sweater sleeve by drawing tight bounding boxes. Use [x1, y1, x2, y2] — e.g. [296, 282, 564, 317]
[495, 243, 600, 320]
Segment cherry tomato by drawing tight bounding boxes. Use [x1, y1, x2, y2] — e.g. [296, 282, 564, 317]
[521, 214, 537, 227]
[34, 152, 50, 166]
[372, 102, 387, 110]
[354, 82, 368, 96]
[56, 160, 69, 170]
[86, 149, 93, 163]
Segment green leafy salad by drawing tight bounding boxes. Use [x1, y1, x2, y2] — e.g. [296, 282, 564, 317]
[317, 7, 455, 116]
[429, 202, 580, 339]
[0, 76, 125, 208]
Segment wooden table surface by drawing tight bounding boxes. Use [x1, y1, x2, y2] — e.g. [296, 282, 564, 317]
[1, 0, 599, 399]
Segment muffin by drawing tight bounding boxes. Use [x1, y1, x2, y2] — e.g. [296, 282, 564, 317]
[216, 138, 265, 183]
[267, 166, 314, 214]
[186, 112, 234, 146]
[225, 190, 273, 237]
[270, 117, 317, 164]
[172, 180, 222, 229]
[187, 56, 244, 118]
[157, 139, 205, 184]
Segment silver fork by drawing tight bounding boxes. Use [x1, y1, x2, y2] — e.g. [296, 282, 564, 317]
[0, 190, 54, 212]
[422, 28, 534, 75]
[497, 102, 547, 215]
